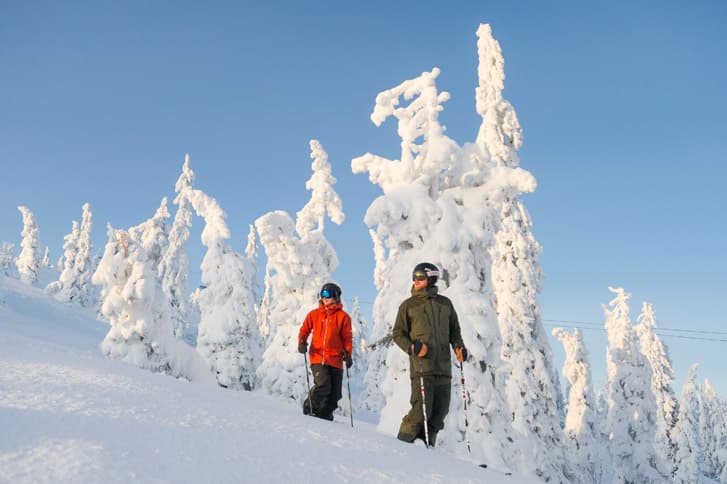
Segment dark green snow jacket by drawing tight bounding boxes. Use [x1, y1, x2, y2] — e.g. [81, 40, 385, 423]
[392, 285, 464, 379]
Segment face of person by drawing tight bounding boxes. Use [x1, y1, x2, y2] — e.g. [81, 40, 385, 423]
[413, 273, 429, 290]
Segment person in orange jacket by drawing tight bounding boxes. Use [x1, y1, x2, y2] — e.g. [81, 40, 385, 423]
[298, 282, 353, 421]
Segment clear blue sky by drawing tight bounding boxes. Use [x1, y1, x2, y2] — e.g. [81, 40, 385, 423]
[2, 1, 725, 396]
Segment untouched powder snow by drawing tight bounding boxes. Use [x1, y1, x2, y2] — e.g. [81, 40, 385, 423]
[0, 278, 537, 483]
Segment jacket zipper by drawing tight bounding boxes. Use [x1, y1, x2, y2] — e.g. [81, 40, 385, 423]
[322, 306, 329, 366]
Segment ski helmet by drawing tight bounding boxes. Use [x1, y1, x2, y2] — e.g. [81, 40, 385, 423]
[320, 282, 342, 302]
[412, 262, 439, 287]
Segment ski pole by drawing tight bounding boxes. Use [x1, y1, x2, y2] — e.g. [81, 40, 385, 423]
[418, 358, 430, 448]
[345, 362, 354, 427]
[457, 362, 471, 454]
[304, 352, 314, 416]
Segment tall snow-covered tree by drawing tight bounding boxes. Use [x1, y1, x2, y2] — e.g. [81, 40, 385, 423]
[490, 189, 568, 480]
[255, 139, 344, 403]
[181, 158, 262, 391]
[553, 328, 606, 484]
[701, 380, 727, 481]
[634, 301, 679, 473]
[16, 206, 41, 285]
[0, 242, 15, 277]
[46, 220, 80, 300]
[672, 364, 706, 483]
[352, 25, 542, 472]
[73, 203, 96, 307]
[159, 154, 194, 341]
[92, 223, 211, 383]
[603, 287, 666, 483]
[51, 204, 97, 307]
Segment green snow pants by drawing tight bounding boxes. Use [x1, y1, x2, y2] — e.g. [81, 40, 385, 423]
[396, 374, 451, 446]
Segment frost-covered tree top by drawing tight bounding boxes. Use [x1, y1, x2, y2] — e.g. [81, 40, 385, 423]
[475, 24, 522, 166]
[295, 139, 345, 237]
[634, 302, 679, 467]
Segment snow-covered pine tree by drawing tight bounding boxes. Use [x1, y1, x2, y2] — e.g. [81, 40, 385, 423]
[352, 25, 540, 470]
[92, 223, 211, 383]
[181, 159, 261, 391]
[159, 154, 194, 341]
[603, 287, 666, 483]
[0, 242, 15, 277]
[16, 206, 41, 285]
[552, 328, 606, 484]
[351, 64, 462, 432]
[701, 380, 726, 481]
[349, 296, 370, 382]
[48, 204, 96, 307]
[703, 381, 727, 482]
[46, 220, 80, 300]
[255, 139, 344, 404]
[341, 296, 369, 416]
[634, 301, 679, 474]
[672, 364, 706, 483]
[491, 199, 570, 482]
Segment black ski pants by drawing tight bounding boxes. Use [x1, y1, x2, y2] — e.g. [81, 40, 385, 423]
[304, 364, 343, 420]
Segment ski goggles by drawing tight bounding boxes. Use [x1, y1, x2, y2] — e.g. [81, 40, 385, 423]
[320, 289, 333, 299]
[412, 271, 429, 281]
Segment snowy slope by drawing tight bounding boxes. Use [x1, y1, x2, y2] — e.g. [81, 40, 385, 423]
[0, 278, 537, 484]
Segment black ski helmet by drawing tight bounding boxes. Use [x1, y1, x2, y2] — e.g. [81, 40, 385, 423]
[412, 262, 439, 287]
[320, 282, 342, 302]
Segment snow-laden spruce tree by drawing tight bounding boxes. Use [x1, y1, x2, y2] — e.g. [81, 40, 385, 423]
[74, 203, 96, 307]
[634, 302, 679, 473]
[93, 222, 212, 383]
[16, 206, 41, 285]
[340, 296, 369, 415]
[672, 364, 706, 483]
[352, 24, 542, 470]
[159, 154, 194, 341]
[351, 65, 462, 426]
[49, 204, 97, 307]
[0, 242, 15, 277]
[603, 287, 667, 483]
[491, 200, 569, 482]
[46, 220, 80, 300]
[701, 380, 727, 481]
[553, 328, 606, 484]
[180, 159, 261, 391]
[255, 139, 344, 403]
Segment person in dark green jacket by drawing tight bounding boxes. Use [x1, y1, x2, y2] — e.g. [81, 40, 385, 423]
[392, 262, 468, 447]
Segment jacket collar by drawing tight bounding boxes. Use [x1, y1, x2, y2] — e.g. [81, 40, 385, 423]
[411, 285, 438, 298]
[318, 301, 343, 314]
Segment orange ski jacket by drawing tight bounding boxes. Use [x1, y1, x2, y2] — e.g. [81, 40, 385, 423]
[298, 302, 353, 370]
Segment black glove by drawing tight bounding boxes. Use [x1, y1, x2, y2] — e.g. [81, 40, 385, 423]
[298, 341, 308, 354]
[344, 352, 353, 369]
[408, 339, 427, 357]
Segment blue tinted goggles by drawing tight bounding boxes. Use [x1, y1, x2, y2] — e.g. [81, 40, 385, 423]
[320, 289, 333, 299]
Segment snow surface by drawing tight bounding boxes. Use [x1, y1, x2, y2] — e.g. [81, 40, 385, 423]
[0, 277, 537, 483]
